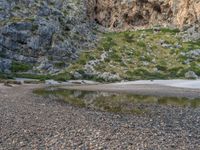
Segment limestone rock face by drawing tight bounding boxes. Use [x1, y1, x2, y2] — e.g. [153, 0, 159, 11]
[0, 0, 96, 73]
[0, 58, 11, 73]
[87, 0, 200, 29]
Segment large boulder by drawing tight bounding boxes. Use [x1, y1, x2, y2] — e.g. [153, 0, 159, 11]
[0, 58, 12, 73]
[185, 71, 198, 79]
[98, 72, 121, 82]
[182, 25, 200, 42]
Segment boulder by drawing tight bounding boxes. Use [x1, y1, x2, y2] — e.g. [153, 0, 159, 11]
[98, 72, 121, 82]
[185, 71, 198, 79]
[73, 72, 83, 79]
[0, 58, 12, 73]
[45, 80, 60, 85]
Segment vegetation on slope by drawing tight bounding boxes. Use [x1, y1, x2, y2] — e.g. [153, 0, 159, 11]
[3, 28, 200, 82]
[67, 28, 200, 81]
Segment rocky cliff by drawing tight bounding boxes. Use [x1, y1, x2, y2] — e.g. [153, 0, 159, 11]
[0, 0, 96, 74]
[87, 0, 200, 29]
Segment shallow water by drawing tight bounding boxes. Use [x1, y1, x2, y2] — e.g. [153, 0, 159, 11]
[34, 88, 200, 115]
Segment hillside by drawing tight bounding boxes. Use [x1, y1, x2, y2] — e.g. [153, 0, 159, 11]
[68, 28, 200, 81]
[0, 0, 200, 81]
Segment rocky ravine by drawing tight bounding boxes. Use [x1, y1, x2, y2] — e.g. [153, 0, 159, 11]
[0, 0, 200, 77]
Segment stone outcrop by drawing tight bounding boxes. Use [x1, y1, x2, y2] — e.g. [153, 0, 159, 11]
[0, 0, 96, 73]
[185, 71, 198, 79]
[0, 58, 11, 74]
[87, 0, 200, 29]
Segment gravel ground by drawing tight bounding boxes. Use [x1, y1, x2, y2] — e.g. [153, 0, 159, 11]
[0, 84, 200, 149]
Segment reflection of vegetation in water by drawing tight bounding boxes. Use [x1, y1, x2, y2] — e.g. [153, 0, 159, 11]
[34, 88, 200, 114]
[157, 97, 200, 108]
[34, 88, 86, 107]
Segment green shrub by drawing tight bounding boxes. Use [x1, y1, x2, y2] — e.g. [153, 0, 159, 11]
[126, 68, 167, 80]
[52, 72, 71, 81]
[167, 67, 185, 78]
[54, 62, 66, 68]
[137, 41, 146, 48]
[155, 60, 168, 71]
[15, 73, 50, 81]
[139, 55, 151, 62]
[0, 72, 13, 79]
[11, 61, 32, 72]
[101, 37, 116, 51]
[156, 65, 167, 71]
[160, 28, 180, 34]
[189, 63, 200, 76]
[0, 52, 6, 57]
[124, 32, 135, 43]
[31, 24, 39, 32]
[109, 52, 121, 62]
[15, 72, 71, 81]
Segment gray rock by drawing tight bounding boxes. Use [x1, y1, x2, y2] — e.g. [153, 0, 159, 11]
[37, 5, 51, 16]
[185, 71, 198, 79]
[98, 72, 121, 82]
[182, 25, 200, 41]
[0, 0, 97, 73]
[161, 43, 173, 49]
[73, 72, 83, 79]
[143, 61, 149, 66]
[185, 49, 200, 60]
[159, 40, 173, 49]
[159, 40, 165, 45]
[174, 43, 182, 49]
[36, 61, 53, 71]
[8, 22, 33, 31]
[0, 58, 12, 73]
[188, 49, 200, 57]
[45, 80, 60, 85]
[27, 36, 40, 50]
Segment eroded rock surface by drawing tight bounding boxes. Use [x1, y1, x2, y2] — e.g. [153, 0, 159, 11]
[0, 0, 96, 73]
[87, 0, 200, 29]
